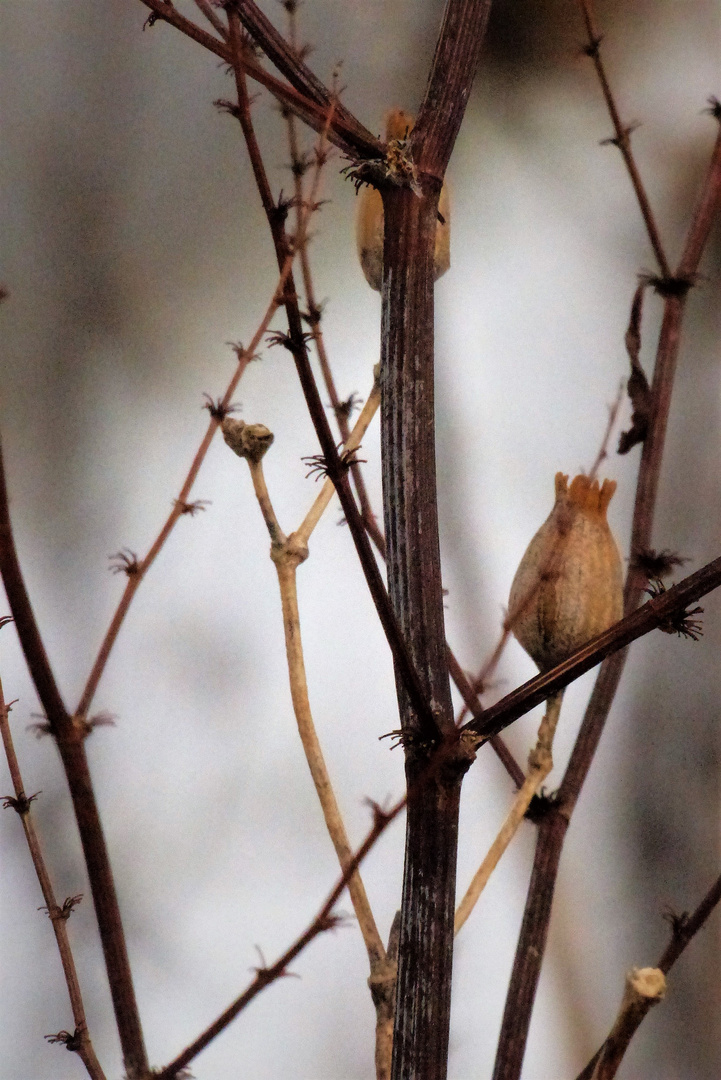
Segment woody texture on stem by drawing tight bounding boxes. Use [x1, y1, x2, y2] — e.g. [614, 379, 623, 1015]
[2, 2, 721, 1080]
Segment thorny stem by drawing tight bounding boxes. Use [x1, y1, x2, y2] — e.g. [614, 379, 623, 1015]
[0, 679, 107, 1080]
[576, 869, 721, 1080]
[0, 441, 148, 1079]
[454, 692, 563, 934]
[224, 9, 438, 737]
[491, 105, 721, 1080]
[576, 0, 671, 279]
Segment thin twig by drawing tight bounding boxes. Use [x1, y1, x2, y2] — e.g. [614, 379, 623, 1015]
[155, 779, 410, 1080]
[192, 0, 228, 39]
[455, 692, 563, 934]
[588, 380, 625, 481]
[76, 302, 277, 718]
[295, 381, 381, 544]
[577, 869, 721, 1080]
[0, 443, 148, 1079]
[576, 0, 671, 278]
[0, 678, 107, 1080]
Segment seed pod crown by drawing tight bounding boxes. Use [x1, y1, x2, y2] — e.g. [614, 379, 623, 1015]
[509, 473, 624, 672]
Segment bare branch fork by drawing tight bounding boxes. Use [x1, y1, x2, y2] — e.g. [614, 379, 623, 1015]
[490, 3, 721, 1070]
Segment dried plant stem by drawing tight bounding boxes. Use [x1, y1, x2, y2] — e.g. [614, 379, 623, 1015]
[491, 107, 721, 1080]
[577, 869, 721, 1080]
[454, 692, 563, 935]
[242, 446, 396, 1078]
[576, 0, 671, 278]
[380, 4, 495, 1077]
[270, 548, 386, 965]
[0, 440, 148, 1079]
[586, 967, 667, 1080]
[0, 680, 106, 1080]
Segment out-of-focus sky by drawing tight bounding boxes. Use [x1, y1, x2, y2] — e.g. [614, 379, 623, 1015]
[1, 2, 720, 1078]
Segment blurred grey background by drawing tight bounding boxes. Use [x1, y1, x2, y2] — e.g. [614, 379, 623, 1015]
[1, 1, 720, 1078]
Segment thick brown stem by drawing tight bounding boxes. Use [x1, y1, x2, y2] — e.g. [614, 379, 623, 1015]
[382, 178, 465, 1080]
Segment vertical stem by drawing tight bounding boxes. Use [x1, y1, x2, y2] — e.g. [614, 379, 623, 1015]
[382, 181, 467, 1080]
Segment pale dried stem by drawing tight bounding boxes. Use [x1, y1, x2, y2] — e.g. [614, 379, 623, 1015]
[0, 680, 106, 1080]
[244, 456, 386, 971]
[454, 692, 563, 934]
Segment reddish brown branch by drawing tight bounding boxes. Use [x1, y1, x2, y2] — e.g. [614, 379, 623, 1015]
[0, 441, 148, 1079]
[77, 343, 259, 718]
[491, 101, 721, 1080]
[0, 680, 106, 1080]
[576, 0, 671, 278]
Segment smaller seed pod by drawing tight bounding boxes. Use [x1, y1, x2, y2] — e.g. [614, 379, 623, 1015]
[355, 107, 451, 292]
[509, 473, 624, 672]
[221, 418, 274, 464]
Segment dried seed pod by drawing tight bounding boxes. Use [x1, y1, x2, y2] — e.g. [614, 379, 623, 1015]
[221, 418, 274, 464]
[509, 473, 624, 672]
[355, 107, 451, 292]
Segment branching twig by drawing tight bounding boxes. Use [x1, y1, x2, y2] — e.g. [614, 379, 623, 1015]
[138, 0, 383, 158]
[0, 677, 106, 1080]
[0, 444, 148, 1079]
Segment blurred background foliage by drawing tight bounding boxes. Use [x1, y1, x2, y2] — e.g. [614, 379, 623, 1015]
[1, 1, 720, 1077]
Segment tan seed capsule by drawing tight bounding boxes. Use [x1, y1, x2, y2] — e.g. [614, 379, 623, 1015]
[509, 473, 624, 672]
[355, 107, 451, 292]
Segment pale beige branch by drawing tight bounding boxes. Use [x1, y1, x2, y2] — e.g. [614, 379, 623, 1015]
[225, 447, 387, 974]
[454, 691, 564, 935]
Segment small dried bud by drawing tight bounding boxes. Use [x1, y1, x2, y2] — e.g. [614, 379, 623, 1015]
[222, 418, 274, 464]
[355, 108, 451, 292]
[509, 473, 623, 671]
